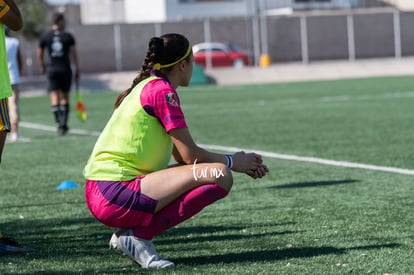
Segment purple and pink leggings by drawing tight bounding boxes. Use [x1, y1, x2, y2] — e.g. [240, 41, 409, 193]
[85, 177, 228, 240]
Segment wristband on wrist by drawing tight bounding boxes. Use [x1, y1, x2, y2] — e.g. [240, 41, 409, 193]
[0, 0, 10, 19]
[225, 154, 233, 169]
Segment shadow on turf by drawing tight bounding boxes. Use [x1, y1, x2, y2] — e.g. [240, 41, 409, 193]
[1, 200, 85, 210]
[0, 216, 109, 254]
[0, 217, 401, 272]
[271, 179, 360, 189]
[157, 223, 300, 246]
[171, 243, 400, 266]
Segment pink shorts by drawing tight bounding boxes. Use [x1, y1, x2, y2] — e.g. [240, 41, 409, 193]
[85, 176, 157, 229]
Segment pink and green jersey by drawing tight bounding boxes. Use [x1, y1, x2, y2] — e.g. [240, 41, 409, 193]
[83, 75, 187, 181]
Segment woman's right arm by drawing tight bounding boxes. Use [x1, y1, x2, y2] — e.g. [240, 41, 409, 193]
[169, 128, 268, 178]
[170, 128, 225, 165]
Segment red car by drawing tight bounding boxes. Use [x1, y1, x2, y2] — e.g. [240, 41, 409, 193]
[192, 42, 250, 68]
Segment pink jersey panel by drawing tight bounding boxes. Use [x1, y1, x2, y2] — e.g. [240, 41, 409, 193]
[140, 78, 187, 132]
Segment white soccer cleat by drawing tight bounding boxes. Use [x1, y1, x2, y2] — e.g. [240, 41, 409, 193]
[8, 132, 18, 142]
[109, 229, 175, 269]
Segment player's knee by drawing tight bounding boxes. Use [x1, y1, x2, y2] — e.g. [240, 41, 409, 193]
[214, 163, 233, 192]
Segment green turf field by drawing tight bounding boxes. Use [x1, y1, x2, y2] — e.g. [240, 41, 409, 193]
[1, 75, 413, 274]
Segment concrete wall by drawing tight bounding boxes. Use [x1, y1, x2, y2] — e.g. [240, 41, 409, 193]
[307, 15, 349, 61]
[400, 12, 414, 55]
[268, 16, 302, 62]
[354, 12, 395, 58]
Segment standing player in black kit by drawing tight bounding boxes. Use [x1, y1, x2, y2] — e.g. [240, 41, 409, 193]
[37, 13, 80, 135]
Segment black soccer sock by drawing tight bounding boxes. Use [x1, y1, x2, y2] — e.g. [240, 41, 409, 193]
[51, 105, 61, 124]
[59, 104, 70, 127]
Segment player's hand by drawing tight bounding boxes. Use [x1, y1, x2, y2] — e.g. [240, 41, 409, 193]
[232, 151, 259, 173]
[246, 164, 269, 179]
[232, 151, 268, 179]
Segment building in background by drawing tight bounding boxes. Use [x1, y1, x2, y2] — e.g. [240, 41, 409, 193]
[79, 0, 413, 25]
[80, 0, 253, 24]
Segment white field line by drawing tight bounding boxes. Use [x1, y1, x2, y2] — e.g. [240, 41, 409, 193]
[320, 91, 414, 102]
[182, 91, 414, 109]
[199, 144, 414, 176]
[19, 121, 414, 176]
[19, 121, 101, 136]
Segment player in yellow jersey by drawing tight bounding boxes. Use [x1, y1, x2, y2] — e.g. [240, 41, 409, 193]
[0, 0, 21, 159]
[0, 0, 34, 255]
[84, 33, 269, 268]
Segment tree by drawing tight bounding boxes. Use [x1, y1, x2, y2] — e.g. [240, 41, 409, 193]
[15, 0, 49, 40]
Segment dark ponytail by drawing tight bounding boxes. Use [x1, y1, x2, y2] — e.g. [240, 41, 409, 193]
[114, 37, 164, 108]
[114, 34, 190, 109]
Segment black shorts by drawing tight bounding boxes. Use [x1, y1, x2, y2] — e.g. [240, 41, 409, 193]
[47, 69, 72, 93]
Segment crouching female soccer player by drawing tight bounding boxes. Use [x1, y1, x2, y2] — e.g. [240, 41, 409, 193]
[83, 33, 269, 269]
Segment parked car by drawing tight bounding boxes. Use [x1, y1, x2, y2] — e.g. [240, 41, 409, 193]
[192, 42, 250, 68]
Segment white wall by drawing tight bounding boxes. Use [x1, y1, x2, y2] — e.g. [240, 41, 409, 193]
[80, 0, 113, 24]
[80, 0, 251, 24]
[124, 0, 167, 23]
[80, 0, 399, 25]
[383, 0, 414, 11]
[80, 0, 167, 24]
